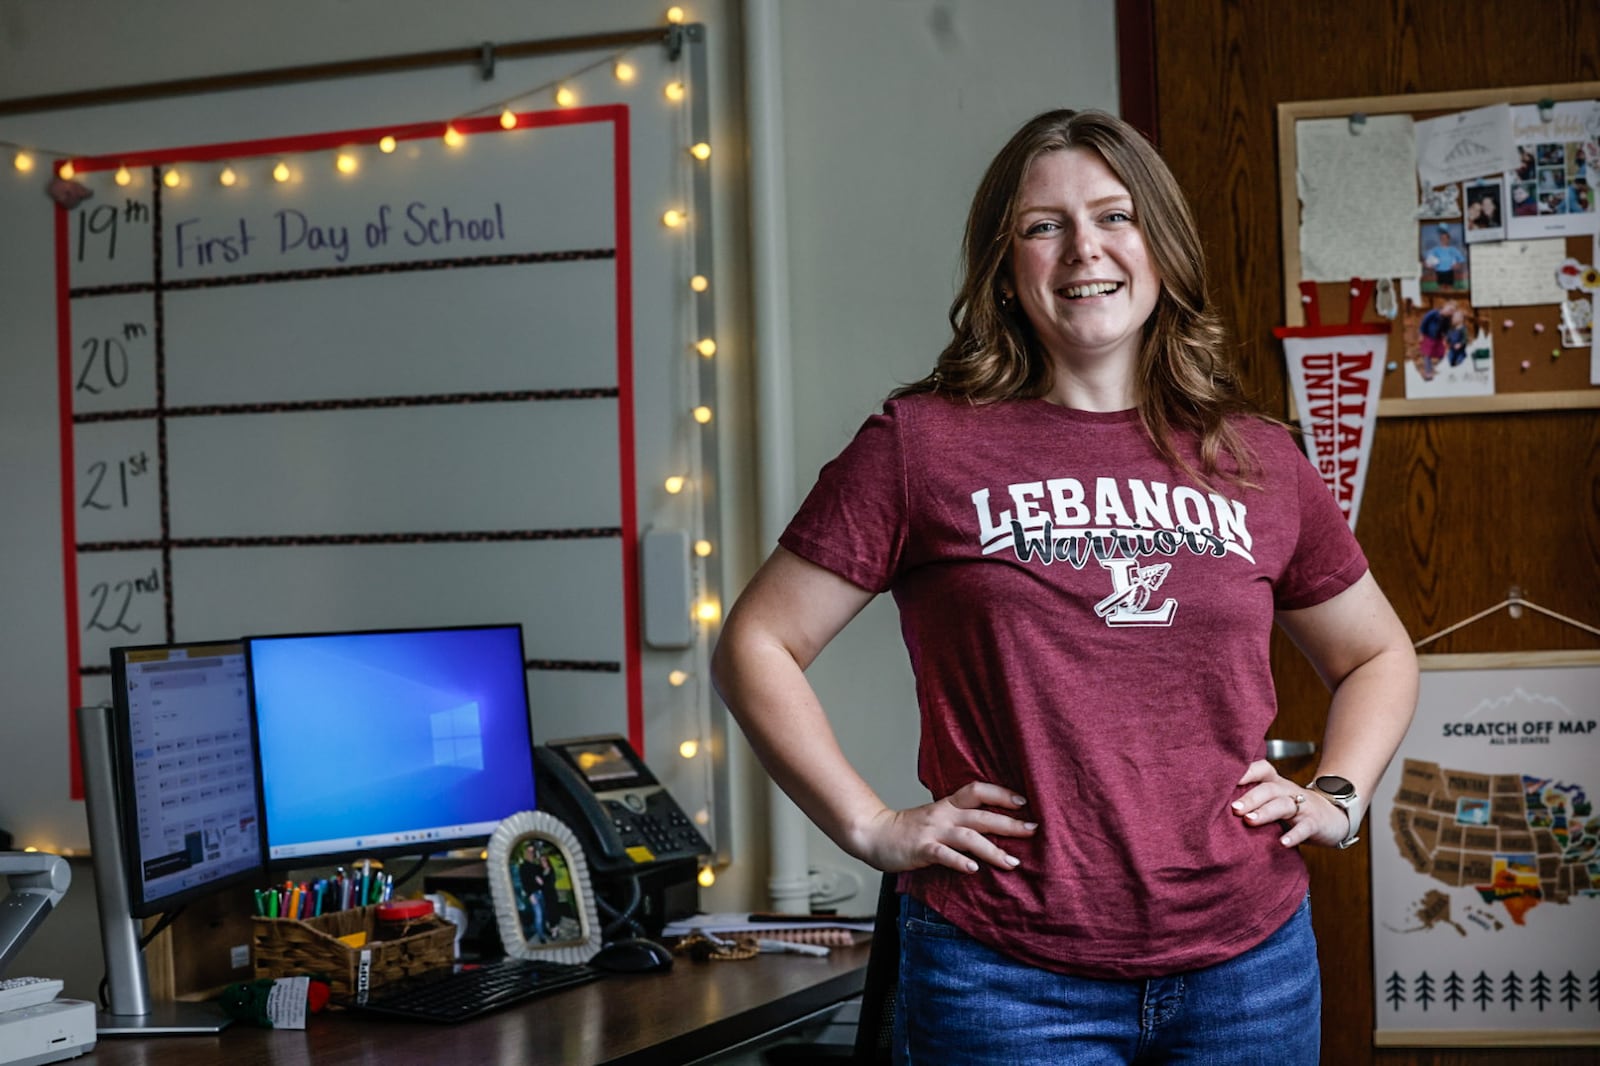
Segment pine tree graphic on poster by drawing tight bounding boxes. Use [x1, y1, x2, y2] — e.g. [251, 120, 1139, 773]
[1473, 972, 1495, 1010]
[1415, 971, 1436, 1011]
[1530, 971, 1551, 1011]
[1386, 972, 1407, 1010]
[1443, 971, 1465, 1011]
[1503, 971, 1524, 1011]
[1590, 970, 1600, 1009]
[1559, 971, 1581, 1010]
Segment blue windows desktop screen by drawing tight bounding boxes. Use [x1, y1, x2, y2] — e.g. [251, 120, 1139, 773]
[247, 624, 539, 865]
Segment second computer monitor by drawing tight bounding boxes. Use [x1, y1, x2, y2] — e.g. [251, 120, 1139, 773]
[246, 623, 539, 868]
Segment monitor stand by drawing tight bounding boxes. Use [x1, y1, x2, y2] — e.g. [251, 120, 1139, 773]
[95, 1002, 231, 1036]
[77, 704, 235, 1037]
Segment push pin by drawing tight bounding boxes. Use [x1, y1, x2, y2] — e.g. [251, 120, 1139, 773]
[1533, 322, 1545, 334]
[1502, 318, 1514, 330]
[1300, 293, 1312, 304]
[1520, 359, 1532, 371]
[1386, 361, 1398, 372]
[1348, 112, 1367, 135]
[1349, 286, 1361, 298]
[1551, 349, 1561, 359]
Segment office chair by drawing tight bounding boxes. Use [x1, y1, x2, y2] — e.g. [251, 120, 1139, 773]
[760, 870, 900, 1064]
[849, 871, 900, 1064]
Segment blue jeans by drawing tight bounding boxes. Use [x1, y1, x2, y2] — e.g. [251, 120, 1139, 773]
[893, 893, 1320, 1064]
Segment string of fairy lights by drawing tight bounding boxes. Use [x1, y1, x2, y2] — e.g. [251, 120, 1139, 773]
[7, 6, 729, 884]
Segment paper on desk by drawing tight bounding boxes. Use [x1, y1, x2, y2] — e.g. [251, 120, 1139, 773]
[1415, 104, 1516, 188]
[1468, 239, 1567, 307]
[1298, 114, 1420, 283]
[662, 912, 875, 936]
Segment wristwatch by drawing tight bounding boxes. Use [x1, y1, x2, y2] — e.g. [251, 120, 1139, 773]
[1309, 775, 1361, 849]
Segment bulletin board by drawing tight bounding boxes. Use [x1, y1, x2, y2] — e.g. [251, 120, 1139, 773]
[0, 28, 728, 857]
[1278, 82, 1600, 416]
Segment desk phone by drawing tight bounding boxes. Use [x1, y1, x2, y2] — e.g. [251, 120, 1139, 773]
[534, 735, 709, 876]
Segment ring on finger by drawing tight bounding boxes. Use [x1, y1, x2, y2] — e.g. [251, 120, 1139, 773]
[1292, 793, 1307, 808]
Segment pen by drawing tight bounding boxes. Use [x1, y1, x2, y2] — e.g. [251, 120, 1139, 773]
[757, 938, 830, 957]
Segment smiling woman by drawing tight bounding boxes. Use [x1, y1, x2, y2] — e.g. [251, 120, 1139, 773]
[711, 108, 1418, 1065]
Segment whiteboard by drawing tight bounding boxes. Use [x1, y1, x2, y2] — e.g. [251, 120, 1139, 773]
[0, 32, 722, 855]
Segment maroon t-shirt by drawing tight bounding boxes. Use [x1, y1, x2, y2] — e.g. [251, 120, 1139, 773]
[779, 393, 1367, 978]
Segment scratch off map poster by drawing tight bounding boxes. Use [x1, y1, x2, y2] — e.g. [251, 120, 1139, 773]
[1371, 653, 1600, 1046]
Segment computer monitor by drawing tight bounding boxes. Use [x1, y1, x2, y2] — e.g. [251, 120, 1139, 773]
[244, 623, 539, 869]
[109, 641, 267, 918]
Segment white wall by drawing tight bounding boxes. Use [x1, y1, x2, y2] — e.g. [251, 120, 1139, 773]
[0, 0, 1118, 996]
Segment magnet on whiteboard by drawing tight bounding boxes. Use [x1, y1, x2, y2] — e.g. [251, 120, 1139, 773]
[642, 528, 693, 649]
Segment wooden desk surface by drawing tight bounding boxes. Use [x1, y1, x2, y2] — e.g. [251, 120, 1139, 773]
[80, 943, 871, 1066]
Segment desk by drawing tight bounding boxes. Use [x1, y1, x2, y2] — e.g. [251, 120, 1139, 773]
[77, 943, 871, 1066]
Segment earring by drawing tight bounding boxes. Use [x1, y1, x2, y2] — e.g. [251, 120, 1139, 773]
[999, 289, 1016, 311]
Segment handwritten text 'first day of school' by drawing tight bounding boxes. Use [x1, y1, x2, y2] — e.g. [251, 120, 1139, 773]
[173, 201, 509, 267]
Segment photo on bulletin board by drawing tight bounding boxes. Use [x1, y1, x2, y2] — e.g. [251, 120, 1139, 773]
[487, 810, 602, 965]
[1401, 296, 1495, 399]
[1464, 179, 1506, 243]
[1420, 221, 1470, 294]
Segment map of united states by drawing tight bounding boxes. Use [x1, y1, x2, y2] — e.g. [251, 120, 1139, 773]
[1390, 759, 1599, 925]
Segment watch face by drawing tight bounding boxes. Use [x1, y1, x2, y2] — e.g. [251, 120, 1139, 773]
[1315, 775, 1356, 798]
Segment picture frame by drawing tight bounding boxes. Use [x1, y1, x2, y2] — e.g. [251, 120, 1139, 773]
[486, 810, 603, 965]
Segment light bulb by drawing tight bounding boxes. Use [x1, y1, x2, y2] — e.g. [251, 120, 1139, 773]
[690, 142, 711, 161]
[500, 110, 517, 130]
[695, 338, 717, 357]
[668, 670, 689, 687]
[219, 166, 237, 187]
[379, 135, 397, 153]
[679, 740, 699, 759]
[443, 125, 465, 148]
[615, 60, 637, 83]
[690, 274, 709, 292]
[58, 162, 75, 180]
[13, 152, 33, 173]
[667, 6, 687, 23]
[114, 166, 132, 186]
[694, 539, 713, 558]
[696, 599, 721, 624]
[555, 86, 577, 108]
[697, 865, 716, 888]
[664, 475, 686, 494]
[163, 168, 181, 188]
[692, 405, 712, 424]
[335, 152, 358, 175]
[273, 162, 291, 183]
[662, 208, 686, 228]
[664, 81, 685, 103]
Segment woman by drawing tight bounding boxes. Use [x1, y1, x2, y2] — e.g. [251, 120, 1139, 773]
[712, 109, 1417, 1064]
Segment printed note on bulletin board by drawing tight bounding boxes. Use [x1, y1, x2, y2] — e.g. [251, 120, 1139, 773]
[1279, 84, 1600, 415]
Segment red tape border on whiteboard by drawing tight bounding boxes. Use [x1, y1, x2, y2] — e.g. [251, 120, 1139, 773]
[56, 105, 645, 798]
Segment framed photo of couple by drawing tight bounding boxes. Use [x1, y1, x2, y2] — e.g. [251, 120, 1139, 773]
[486, 810, 603, 965]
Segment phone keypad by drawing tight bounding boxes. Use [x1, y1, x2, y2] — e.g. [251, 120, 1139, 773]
[600, 789, 709, 860]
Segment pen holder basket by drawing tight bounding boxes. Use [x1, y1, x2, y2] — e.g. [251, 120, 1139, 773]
[252, 905, 456, 999]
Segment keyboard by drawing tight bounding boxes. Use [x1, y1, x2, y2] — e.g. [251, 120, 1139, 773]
[351, 957, 602, 1023]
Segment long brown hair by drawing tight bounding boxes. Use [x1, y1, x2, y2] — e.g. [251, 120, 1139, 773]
[893, 109, 1264, 484]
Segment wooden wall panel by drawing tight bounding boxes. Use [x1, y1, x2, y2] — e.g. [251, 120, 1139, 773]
[1150, 2, 1600, 1064]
